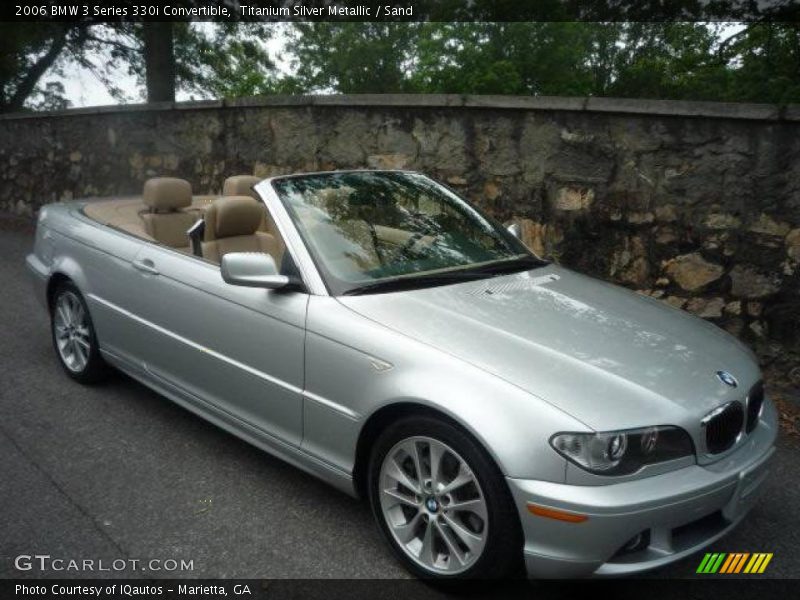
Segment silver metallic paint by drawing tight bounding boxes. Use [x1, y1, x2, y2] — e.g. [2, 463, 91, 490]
[27, 173, 776, 578]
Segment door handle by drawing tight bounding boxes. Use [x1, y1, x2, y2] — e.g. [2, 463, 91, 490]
[132, 258, 160, 275]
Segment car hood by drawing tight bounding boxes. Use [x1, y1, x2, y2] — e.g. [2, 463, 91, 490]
[338, 265, 760, 431]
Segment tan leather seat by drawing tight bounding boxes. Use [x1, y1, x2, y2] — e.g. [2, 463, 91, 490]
[222, 175, 261, 199]
[202, 196, 281, 265]
[140, 178, 198, 252]
[222, 174, 286, 257]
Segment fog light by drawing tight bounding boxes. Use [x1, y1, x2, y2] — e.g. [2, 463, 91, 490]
[618, 530, 651, 555]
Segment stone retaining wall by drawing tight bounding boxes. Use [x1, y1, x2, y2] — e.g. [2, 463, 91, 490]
[1, 94, 798, 367]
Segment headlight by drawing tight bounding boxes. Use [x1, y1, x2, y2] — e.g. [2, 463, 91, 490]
[550, 426, 694, 476]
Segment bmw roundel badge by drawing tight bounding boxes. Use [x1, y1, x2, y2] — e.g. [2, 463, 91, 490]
[716, 370, 738, 388]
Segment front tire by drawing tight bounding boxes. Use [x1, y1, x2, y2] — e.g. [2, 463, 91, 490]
[50, 282, 108, 383]
[367, 415, 523, 579]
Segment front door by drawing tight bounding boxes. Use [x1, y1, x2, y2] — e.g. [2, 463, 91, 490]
[124, 244, 307, 446]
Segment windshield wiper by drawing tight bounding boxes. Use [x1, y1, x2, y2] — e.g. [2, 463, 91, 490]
[342, 271, 487, 296]
[342, 255, 547, 296]
[469, 254, 548, 275]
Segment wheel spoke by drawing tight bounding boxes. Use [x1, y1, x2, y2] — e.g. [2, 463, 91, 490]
[381, 487, 420, 508]
[74, 339, 88, 364]
[63, 339, 74, 362]
[66, 296, 77, 324]
[418, 518, 435, 564]
[57, 303, 70, 327]
[73, 301, 85, 326]
[441, 512, 482, 552]
[434, 519, 467, 567]
[447, 497, 486, 519]
[392, 511, 423, 544]
[384, 456, 421, 494]
[407, 441, 425, 485]
[439, 463, 474, 495]
[429, 441, 445, 489]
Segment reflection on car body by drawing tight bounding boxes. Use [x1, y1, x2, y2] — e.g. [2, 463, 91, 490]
[27, 170, 777, 579]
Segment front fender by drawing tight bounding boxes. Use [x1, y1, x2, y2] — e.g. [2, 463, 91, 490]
[303, 296, 586, 482]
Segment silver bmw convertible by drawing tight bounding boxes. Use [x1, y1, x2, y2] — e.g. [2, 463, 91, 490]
[27, 170, 776, 579]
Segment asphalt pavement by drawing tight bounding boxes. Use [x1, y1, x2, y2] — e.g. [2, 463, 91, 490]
[1, 219, 798, 580]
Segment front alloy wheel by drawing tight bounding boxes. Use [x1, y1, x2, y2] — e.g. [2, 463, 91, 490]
[368, 416, 522, 580]
[379, 436, 488, 574]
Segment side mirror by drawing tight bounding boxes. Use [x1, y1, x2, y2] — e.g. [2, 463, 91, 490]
[506, 222, 522, 239]
[221, 252, 292, 290]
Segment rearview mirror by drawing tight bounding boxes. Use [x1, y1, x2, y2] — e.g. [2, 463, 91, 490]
[221, 252, 291, 290]
[506, 222, 521, 239]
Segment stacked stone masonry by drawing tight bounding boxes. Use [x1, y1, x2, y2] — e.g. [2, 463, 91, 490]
[1, 94, 798, 362]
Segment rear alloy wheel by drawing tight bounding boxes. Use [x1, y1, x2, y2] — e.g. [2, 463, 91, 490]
[368, 416, 522, 579]
[51, 282, 108, 383]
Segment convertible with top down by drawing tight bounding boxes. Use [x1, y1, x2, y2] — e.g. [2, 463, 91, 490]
[27, 170, 777, 579]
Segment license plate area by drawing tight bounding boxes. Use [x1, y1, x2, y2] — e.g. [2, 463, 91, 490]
[722, 449, 774, 521]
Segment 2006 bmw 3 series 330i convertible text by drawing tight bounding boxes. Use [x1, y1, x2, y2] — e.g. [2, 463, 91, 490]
[27, 170, 777, 579]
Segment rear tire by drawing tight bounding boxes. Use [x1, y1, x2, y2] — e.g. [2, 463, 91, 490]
[367, 415, 523, 580]
[50, 281, 108, 384]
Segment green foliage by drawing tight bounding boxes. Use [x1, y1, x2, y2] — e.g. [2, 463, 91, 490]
[0, 23, 280, 111]
[2, 21, 799, 112]
[286, 22, 800, 104]
[287, 23, 422, 93]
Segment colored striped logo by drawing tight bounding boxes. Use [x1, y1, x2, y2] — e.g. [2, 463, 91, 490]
[696, 552, 773, 574]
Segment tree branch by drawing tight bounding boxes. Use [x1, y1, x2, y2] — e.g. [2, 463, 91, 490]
[6, 26, 70, 111]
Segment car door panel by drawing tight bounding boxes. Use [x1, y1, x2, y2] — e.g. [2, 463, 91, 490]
[125, 245, 307, 446]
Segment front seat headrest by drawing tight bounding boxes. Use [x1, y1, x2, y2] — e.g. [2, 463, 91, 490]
[223, 175, 261, 199]
[143, 178, 192, 212]
[213, 196, 264, 238]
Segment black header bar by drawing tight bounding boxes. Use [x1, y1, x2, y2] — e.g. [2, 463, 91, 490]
[4, 0, 800, 23]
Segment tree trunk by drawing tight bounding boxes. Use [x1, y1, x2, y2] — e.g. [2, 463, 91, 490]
[4, 26, 70, 112]
[143, 23, 175, 103]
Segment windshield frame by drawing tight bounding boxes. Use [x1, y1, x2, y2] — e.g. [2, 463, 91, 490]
[269, 170, 536, 296]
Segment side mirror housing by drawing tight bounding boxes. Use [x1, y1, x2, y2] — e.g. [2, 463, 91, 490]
[221, 252, 294, 290]
[506, 222, 522, 239]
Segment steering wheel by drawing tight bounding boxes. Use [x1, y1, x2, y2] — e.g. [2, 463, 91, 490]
[381, 214, 441, 263]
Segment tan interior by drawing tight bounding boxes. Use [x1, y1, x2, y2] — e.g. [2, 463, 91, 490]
[138, 178, 199, 253]
[82, 175, 284, 266]
[81, 175, 431, 275]
[222, 175, 260, 199]
[201, 196, 282, 265]
[221, 174, 284, 250]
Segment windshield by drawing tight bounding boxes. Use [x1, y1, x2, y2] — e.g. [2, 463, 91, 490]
[272, 171, 534, 295]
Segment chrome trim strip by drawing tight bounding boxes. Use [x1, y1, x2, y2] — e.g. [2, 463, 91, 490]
[700, 400, 740, 426]
[88, 293, 360, 420]
[101, 346, 355, 493]
[699, 400, 746, 458]
[304, 390, 360, 420]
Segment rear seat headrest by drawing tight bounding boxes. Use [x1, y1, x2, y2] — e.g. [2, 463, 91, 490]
[223, 175, 261, 199]
[143, 178, 192, 211]
[213, 196, 264, 238]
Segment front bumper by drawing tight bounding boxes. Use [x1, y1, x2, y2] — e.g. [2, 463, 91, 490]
[508, 399, 778, 578]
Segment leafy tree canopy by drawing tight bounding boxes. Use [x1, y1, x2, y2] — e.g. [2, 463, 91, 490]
[1, 22, 798, 113]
